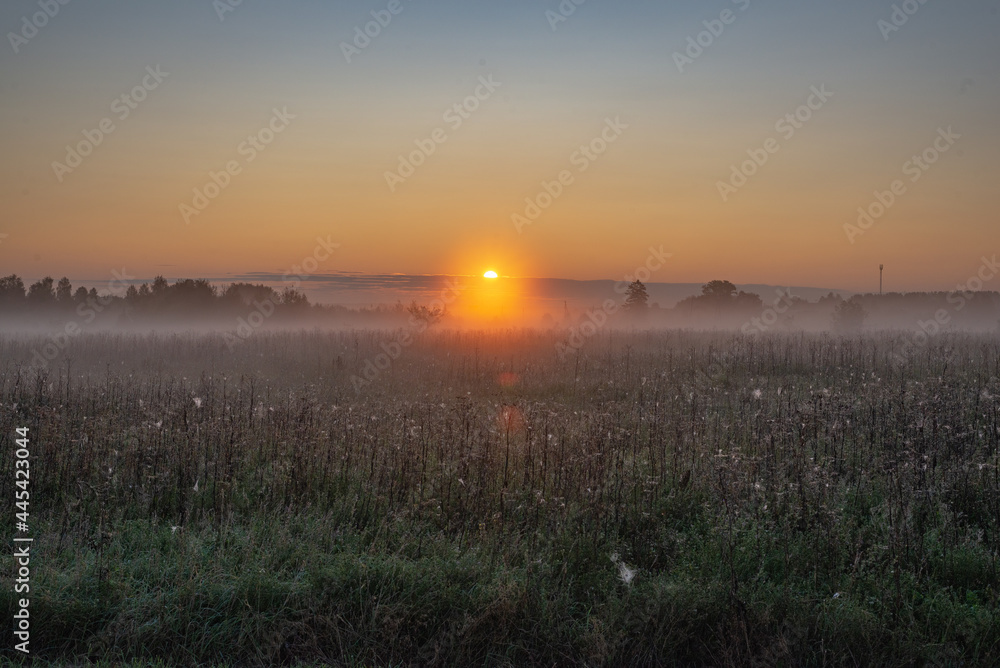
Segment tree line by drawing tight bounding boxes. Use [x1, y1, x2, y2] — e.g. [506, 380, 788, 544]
[0, 274, 310, 313]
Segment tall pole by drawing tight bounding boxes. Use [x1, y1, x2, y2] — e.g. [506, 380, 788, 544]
[880, 264, 884, 296]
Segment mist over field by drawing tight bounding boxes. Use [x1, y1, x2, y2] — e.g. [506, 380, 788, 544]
[3, 271, 1000, 339]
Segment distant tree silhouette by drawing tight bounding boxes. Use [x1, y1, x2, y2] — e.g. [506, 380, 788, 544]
[673, 280, 766, 325]
[27, 277, 55, 303]
[833, 298, 867, 333]
[624, 280, 649, 311]
[3, 270, 994, 333]
[56, 277, 73, 303]
[734, 290, 763, 309]
[0, 275, 25, 303]
[223, 283, 279, 305]
[702, 280, 738, 300]
[151, 276, 169, 295]
[677, 280, 757, 309]
[818, 292, 841, 306]
[407, 301, 445, 324]
[157, 279, 216, 310]
[0, 274, 326, 324]
[281, 288, 308, 307]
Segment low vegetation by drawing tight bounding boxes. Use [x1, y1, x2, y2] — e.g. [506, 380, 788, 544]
[1, 329, 998, 666]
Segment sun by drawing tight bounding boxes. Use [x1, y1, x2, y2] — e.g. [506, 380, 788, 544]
[483, 270, 498, 279]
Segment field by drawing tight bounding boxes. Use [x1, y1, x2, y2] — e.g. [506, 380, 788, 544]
[1, 329, 999, 666]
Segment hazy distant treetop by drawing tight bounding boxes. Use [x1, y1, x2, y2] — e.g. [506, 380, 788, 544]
[281, 287, 309, 307]
[56, 277, 74, 303]
[701, 280, 738, 300]
[818, 292, 842, 305]
[734, 290, 763, 309]
[673, 280, 767, 321]
[27, 276, 55, 303]
[833, 298, 867, 333]
[624, 280, 649, 311]
[407, 301, 445, 324]
[0, 274, 25, 302]
[170, 279, 216, 302]
[222, 283, 279, 305]
[0, 272, 322, 325]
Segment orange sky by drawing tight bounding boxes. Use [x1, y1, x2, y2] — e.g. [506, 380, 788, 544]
[1, 2, 998, 295]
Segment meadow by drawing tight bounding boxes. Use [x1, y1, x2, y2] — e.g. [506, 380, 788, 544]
[1, 328, 998, 666]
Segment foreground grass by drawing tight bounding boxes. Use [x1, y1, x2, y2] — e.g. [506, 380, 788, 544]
[2, 502, 998, 667]
[1, 329, 999, 665]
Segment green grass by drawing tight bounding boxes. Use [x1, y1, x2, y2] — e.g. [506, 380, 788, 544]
[5, 510, 998, 666]
[1, 329, 999, 665]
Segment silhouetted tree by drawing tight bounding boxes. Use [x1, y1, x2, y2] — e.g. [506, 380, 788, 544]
[27, 277, 55, 303]
[73, 286, 89, 303]
[833, 298, 867, 333]
[281, 288, 308, 308]
[0, 274, 25, 303]
[223, 283, 279, 305]
[818, 292, 842, 306]
[702, 280, 738, 300]
[407, 301, 444, 324]
[56, 277, 73, 303]
[674, 280, 767, 325]
[624, 280, 649, 311]
[170, 279, 216, 303]
[135, 278, 215, 313]
[677, 280, 752, 309]
[734, 290, 763, 309]
[151, 276, 169, 295]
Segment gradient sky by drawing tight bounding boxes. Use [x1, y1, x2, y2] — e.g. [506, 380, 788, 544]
[1, 0, 998, 295]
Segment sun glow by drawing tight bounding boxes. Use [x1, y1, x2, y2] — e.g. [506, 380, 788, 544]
[483, 270, 498, 279]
